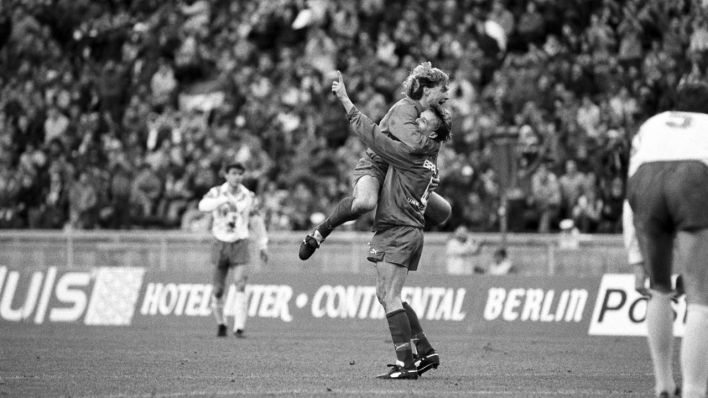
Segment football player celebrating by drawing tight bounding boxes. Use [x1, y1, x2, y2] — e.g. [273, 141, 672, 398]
[332, 70, 450, 379]
[298, 62, 452, 261]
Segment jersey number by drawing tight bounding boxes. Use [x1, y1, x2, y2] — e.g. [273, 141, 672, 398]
[665, 113, 692, 128]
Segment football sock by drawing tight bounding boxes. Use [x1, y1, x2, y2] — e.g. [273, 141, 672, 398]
[316, 196, 356, 240]
[386, 309, 415, 368]
[403, 301, 434, 355]
[646, 291, 676, 395]
[211, 294, 225, 325]
[233, 291, 247, 332]
[681, 304, 708, 398]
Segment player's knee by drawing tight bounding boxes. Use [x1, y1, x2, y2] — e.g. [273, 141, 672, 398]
[651, 281, 673, 295]
[376, 289, 386, 306]
[213, 287, 225, 299]
[352, 195, 377, 213]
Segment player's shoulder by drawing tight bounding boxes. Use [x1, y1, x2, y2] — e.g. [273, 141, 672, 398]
[394, 97, 423, 113]
[205, 184, 226, 197]
[384, 97, 422, 118]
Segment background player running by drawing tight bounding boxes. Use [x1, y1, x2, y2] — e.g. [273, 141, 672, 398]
[623, 81, 708, 398]
[331, 70, 450, 379]
[198, 161, 268, 338]
[299, 62, 452, 261]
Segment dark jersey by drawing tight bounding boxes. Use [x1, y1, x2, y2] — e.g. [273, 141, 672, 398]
[347, 107, 440, 229]
[363, 97, 427, 167]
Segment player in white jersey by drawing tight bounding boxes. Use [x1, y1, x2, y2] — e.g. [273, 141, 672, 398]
[199, 161, 268, 338]
[623, 82, 708, 398]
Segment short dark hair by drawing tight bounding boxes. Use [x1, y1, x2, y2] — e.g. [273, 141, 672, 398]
[430, 105, 452, 142]
[222, 161, 245, 173]
[674, 81, 708, 113]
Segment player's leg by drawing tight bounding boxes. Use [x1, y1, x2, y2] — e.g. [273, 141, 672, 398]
[628, 163, 679, 397]
[636, 228, 677, 397]
[299, 174, 380, 260]
[374, 261, 417, 379]
[403, 301, 439, 375]
[231, 263, 249, 337]
[676, 229, 708, 398]
[425, 192, 451, 226]
[210, 242, 229, 337]
[230, 239, 251, 337]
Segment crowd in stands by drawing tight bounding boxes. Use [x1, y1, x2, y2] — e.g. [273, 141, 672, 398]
[0, 0, 705, 233]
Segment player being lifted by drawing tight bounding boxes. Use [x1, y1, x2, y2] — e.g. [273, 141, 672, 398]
[298, 62, 452, 261]
[623, 81, 708, 398]
[199, 161, 268, 338]
[331, 70, 450, 379]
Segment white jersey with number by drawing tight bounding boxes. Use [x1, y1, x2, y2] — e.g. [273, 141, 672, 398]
[624, 110, 708, 264]
[628, 111, 708, 177]
[199, 183, 256, 243]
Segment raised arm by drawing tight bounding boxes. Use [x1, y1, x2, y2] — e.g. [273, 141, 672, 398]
[331, 71, 433, 168]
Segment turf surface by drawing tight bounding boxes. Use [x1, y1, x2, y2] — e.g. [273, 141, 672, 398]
[0, 318, 667, 397]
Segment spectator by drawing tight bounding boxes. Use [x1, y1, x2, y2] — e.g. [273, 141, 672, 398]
[150, 58, 178, 110]
[445, 225, 483, 275]
[571, 187, 603, 233]
[130, 163, 163, 225]
[488, 247, 515, 275]
[67, 170, 97, 229]
[43, 105, 70, 145]
[530, 160, 561, 233]
[599, 176, 625, 233]
[515, 1, 546, 47]
[558, 159, 587, 220]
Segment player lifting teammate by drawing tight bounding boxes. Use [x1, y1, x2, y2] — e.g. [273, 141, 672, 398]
[298, 62, 452, 261]
[331, 69, 450, 379]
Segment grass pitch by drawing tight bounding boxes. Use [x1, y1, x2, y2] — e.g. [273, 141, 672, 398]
[0, 317, 662, 397]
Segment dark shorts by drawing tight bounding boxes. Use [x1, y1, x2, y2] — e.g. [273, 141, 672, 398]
[351, 150, 388, 187]
[627, 161, 708, 290]
[211, 239, 251, 269]
[366, 226, 424, 271]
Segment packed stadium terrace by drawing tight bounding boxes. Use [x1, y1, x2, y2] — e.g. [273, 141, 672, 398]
[0, 0, 703, 233]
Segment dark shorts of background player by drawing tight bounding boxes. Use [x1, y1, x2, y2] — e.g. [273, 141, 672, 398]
[627, 160, 708, 290]
[351, 151, 387, 187]
[366, 226, 424, 271]
[211, 239, 251, 269]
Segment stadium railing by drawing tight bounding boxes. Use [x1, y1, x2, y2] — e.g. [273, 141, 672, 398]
[0, 230, 627, 275]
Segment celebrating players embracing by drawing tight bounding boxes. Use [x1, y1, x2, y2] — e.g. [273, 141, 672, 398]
[331, 69, 451, 379]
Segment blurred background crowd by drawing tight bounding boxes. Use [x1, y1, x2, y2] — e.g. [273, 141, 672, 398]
[0, 0, 705, 233]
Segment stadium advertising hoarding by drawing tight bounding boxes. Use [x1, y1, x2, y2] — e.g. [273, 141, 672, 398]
[0, 266, 686, 336]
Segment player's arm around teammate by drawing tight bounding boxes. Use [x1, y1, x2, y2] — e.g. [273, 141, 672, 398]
[333, 71, 449, 380]
[298, 62, 452, 261]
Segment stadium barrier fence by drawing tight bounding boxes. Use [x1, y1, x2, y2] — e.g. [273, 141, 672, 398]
[0, 230, 627, 275]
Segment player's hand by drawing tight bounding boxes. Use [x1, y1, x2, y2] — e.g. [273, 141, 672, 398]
[430, 176, 440, 191]
[331, 71, 348, 99]
[260, 249, 268, 265]
[633, 262, 651, 297]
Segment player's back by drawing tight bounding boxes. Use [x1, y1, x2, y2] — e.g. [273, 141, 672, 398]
[629, 111, 708, 177]
[378, 97, 425, 148]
